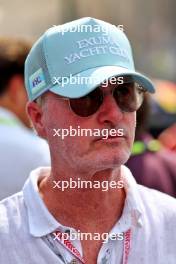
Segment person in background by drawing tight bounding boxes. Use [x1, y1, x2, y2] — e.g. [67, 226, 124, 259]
[0, 38, 50, 200]
[158, 123, 176, 151]
[126, 94, 176, 197]
[149, 79, 176, 151]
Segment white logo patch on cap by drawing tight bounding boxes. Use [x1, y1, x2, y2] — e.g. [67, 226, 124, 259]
[29, 68, 46, 95]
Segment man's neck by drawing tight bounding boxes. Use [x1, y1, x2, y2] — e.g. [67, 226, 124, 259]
[39, 167, 126, 233]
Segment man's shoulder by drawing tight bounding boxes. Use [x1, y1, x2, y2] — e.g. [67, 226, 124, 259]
[138, 183, 176, 201]
[137, 184, 176, 226]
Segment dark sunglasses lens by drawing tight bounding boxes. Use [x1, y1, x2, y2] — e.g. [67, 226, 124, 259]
[113, 82, 144, 112]
[69, 88, 103, 117]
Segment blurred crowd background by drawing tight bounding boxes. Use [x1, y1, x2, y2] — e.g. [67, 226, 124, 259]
[0, 0, 175, 199]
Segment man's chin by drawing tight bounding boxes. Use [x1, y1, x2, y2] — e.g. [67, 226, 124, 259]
[92, 150, 131, 170]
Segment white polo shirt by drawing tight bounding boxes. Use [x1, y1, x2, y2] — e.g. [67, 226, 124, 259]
[0, 166, 176, 264]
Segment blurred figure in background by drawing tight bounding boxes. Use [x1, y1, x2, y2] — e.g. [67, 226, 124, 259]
[158, 123, 176, 151]
[150, 80, 176, 152]
[126, 93, 176, 197]
[0, 38, 50, 200]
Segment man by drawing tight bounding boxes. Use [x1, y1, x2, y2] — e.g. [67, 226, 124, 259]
[0, 18, 176, 264]
[0, 38, 50, 199]
[126, 94, 176, 197]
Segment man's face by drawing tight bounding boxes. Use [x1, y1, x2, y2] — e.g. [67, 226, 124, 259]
[41, 83, 136, 175]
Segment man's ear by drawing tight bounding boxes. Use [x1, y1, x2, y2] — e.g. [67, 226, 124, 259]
[26, 101, 47, 139]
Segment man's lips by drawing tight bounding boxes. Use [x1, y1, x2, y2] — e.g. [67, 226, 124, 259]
[106, 135, 124, 139]
[91, 128, 128, 142]
[95, 134, 126, 141]
[97, 135, 125, 141]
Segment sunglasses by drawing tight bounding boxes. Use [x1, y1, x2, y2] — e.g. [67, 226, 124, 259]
[58, 76, 146, 117]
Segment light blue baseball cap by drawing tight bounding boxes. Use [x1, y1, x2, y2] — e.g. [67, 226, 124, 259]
[25, 17, 155, 101]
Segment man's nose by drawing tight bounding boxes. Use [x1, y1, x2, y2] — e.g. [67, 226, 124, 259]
[97, 93, 123, 125]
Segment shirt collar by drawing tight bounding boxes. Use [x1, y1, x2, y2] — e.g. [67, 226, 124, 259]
[23, 166, 144, 238]
[118, 165, 143, 228]
[23, 167, 65, 237]
[109, 166, 144, 238]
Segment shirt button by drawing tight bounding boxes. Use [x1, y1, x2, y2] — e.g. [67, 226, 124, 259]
[70, 259, 78, 264]
[65, 229, 71, 235]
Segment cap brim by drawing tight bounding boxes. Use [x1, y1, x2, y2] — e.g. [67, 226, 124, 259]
[50, 66, 155, 98]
